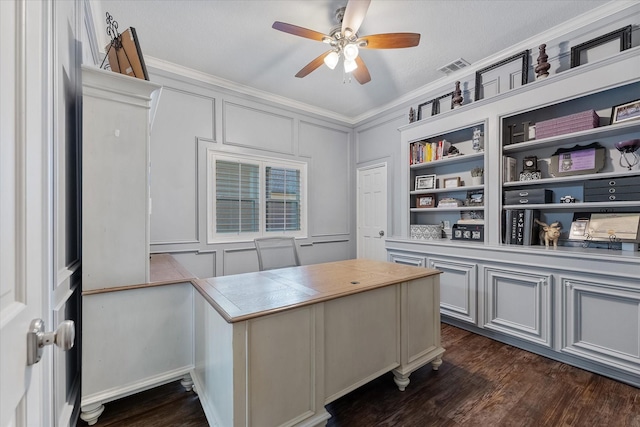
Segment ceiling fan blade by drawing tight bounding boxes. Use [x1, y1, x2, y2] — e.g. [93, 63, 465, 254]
[272, 21, 328, 42]
[342, 0, 371, 36]
[352, 56, 371, 84]
[358, 33, 421, 49]
[295, 51, 331, 78]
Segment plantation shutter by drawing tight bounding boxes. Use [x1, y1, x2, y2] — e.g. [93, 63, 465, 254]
[265, 166, 301, 231]
[215, 160, 259, 233]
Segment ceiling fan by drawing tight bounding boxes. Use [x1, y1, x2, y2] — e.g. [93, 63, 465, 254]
[272, 0, 420, 84]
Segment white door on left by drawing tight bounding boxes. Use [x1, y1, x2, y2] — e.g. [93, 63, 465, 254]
[1, 1, 48, 426]
[357, 164, 388, 261]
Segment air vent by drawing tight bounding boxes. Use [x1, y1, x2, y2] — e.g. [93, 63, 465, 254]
[437, 58, 470, 75]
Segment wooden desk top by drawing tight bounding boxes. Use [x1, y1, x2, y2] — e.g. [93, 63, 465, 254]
[193, 259, 440, 323]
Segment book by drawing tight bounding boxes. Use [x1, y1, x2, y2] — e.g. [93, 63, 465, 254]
[523, 210, 541, 245]
[516, 210, 525, 244]
[503, 156, 517, 182]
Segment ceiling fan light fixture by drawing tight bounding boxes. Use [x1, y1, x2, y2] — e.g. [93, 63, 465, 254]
[344, 58, 358, 73]
[343, 43, 359, 61]
[324, 51, 340, 70]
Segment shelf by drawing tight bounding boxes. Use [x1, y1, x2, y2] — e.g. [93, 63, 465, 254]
[502, 170, 640, 187]
[412, 206, 485, 213]
[411, 184, 484, 195]
[503, 201, 639, 210]
[410, 151, 484, 169]
[502, 120, 640, 154]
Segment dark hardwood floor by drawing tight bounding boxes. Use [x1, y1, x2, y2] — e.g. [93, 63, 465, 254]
[78, 324, 640, 427]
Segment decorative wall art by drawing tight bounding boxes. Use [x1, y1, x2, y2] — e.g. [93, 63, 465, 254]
[570, 25, 632, 68]
[474, 50, 529, 101]
[611, 99, 640, 124]
[101, 13, 149, 80]
[417, 92, 454, 120]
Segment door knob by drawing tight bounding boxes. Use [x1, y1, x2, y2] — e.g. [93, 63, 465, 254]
[27, 319, 75, 365]
[379, 230, 385, 237]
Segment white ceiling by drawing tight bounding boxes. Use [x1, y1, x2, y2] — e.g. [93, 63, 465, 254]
[92, 0, 611, 122]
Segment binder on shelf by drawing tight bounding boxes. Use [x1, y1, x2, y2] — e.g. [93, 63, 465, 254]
[516, 210, 525, 245]
[523, 210, 541, 246]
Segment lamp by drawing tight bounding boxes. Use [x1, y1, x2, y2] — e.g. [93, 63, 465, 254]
[324, 51, 340, 70]
[343, 58, 358, 73]
[343, 43, 359, 61]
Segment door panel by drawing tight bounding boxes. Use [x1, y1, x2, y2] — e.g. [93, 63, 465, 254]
[1, 1, 46, 426]
[357, 164, 388, 261]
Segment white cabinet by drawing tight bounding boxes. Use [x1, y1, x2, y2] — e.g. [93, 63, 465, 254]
[429, 257, 478, 325]
[81, 66, 164, 425]
[561, 275, 640, 376]
[81, 65, 160, 290]
[483, 266, 553, 347]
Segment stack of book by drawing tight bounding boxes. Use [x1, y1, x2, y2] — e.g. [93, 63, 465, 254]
[409, 140, 452, 164]
[505, 209, 540, 245]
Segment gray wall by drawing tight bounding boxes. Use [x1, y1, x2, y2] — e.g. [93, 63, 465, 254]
[147, 71, 355, 278]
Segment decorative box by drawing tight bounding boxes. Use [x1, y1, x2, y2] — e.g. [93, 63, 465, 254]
[519, 171, 542, 181]
[451, 224, 484, 241]
[535, 110, 599, 139]
[410, 224, 443, 240]
[504, 189, 553, 205]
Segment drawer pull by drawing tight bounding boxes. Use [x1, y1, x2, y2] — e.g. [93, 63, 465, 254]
[609, 188, 616, 193]
[609, 180, 616, 186]
[519, 199, 529, 204]
[609, 195, 617, 201]
[519, 191, 529, 196]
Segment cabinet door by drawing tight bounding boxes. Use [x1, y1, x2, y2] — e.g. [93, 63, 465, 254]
[484, 266, 552, 347]
[561, 276, 640, 376]
[429, 257, 477, 324]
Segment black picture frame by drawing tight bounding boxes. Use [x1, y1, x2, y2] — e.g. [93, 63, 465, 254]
[570, 25, 632, 68]
[474, 50, 529, 101]
[417, 92, 454, 120]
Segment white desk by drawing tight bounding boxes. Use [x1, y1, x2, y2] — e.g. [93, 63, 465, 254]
[192, 259, 444, 427]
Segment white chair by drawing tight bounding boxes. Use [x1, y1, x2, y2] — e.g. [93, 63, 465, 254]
[254, 237, 301, 271]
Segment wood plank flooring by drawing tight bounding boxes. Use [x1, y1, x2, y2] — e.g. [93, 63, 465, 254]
[78, 324, 640, 426]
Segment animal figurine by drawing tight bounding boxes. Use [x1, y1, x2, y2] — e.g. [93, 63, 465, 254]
[535, 219, 562, 248]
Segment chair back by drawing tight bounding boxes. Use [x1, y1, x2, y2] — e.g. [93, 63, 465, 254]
[254, 237, 301, 271]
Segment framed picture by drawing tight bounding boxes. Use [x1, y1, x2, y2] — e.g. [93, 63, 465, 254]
[549, 142, 606, 177]
[570, 25, 632, 68]
[611, 99, 640, 124]
[417, 92, 455, 120]
[474, 50, 529, 101]
[443, 176, 461, 188]
[415, 174, 436, 190]
[416, 194, 435, 208]
[105, 27, 150, 80]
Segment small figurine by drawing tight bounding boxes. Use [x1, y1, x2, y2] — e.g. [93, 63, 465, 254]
[535, 44, 550, 80]
[535, 219, 562, 248]
[560, 195, 576, 203]
[409, 107, 416, 123]
[452, 81, 463, 109]
[472, 127, 484, 152]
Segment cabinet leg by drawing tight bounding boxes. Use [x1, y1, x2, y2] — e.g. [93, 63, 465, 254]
[392, 371, 410, 391]
[432, 357, 443, 371]
[79, 402, 105, 426]
[180, 373, 194, 392]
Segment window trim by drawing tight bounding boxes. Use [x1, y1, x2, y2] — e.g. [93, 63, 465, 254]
[207, 150, 307, 243]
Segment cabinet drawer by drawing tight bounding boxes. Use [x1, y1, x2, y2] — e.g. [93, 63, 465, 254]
[504, 189, 553, 205]
[584, 192, 640, 202]
[584, 175, 640, 189]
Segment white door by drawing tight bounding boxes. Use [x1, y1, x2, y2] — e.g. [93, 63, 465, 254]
[357, 164, 388, 261]
[1, 1, 48, 426]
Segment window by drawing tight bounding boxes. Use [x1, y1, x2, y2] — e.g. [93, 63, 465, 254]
[208, 151, 307, 242]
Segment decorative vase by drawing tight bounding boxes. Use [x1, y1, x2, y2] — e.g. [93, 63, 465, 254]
[471, 176, 483, 186]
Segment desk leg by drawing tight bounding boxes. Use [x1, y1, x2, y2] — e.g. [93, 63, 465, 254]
[392, 371, 411, 391]
[431, 356, 443, 370]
